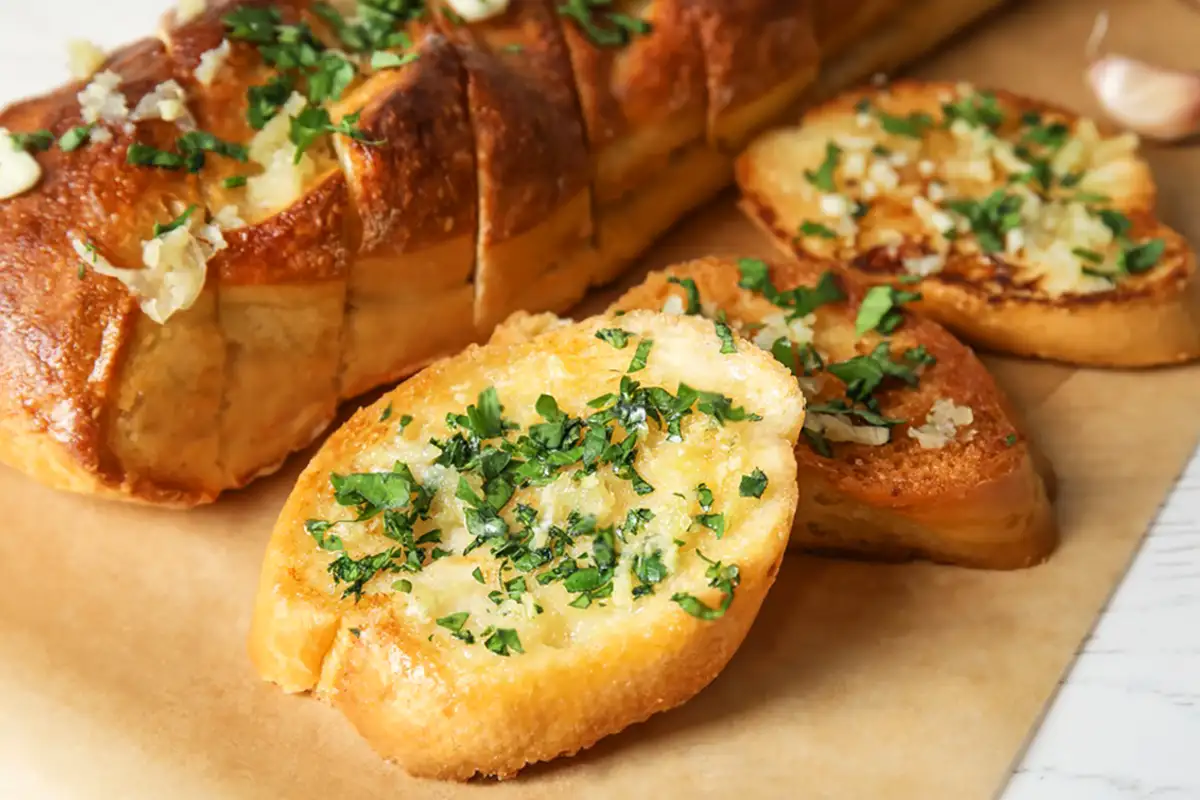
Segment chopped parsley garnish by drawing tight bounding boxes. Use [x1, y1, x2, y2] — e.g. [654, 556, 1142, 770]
[557, 0, 652, 48]
[327, 548, 404, 600]
[715, 321, 736, 354]
[58, 125, 94, 152]
[392, 578, 412, 592]
[945, 190, 1024, 254]
[696, 483, 714, 511]
[289, 106, 378, 162]
[739, 469, 768, 498]
[370, 50, 419, 69]
[667, 276, 702, 314]
[694, 513, 725, 538]
[305, 519, 344, 551]
[903, 345, 937, 367]
[1020, 116, 1070, 150]
[806, 399, 903, 428]
[1072, 247, 1103, 265]
[1097, 209, 1131, 239]
[596, 328, 632, 349]
[223, 175, 248, 189]
[399, 414, 413, 431]
[379, 403, 393, 422]
[484, 628, 524, 656]
[671, 551, 739, 621]
[1004, 433, 1018, 447]
[627, 338, 653, 373]
[826, 342, 920, 405]
[1120, 239, 1165, 274]
[247, 74, 295, 130]
[151, 205, 197, 238]
[632, 550, 668, 598]
[878, 110, 934, 139]
[855, 285, 921, 336]
[799, 220, 838, 239]
[9, 129, 54, 153]
[805, 142, 841, 193]
[436, 612, 475, 644]
[737, 259, 845, 319]
[942, 91, 1004, 130]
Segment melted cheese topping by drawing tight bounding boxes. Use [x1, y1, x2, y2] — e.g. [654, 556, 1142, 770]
[0, 129, 42, 200]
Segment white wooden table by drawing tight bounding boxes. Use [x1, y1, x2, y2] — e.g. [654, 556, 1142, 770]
[2, 3, 1198, 798]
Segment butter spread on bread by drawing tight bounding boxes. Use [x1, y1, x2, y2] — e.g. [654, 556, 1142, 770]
[590, 257, 1054, 569]
[249, 310, 804, 779]
[738, 80, 1200, 367]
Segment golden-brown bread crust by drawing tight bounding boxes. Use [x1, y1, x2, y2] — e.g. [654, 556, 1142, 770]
[330, 33, 481, 397]
[688, 0, 819, 150]
[0, 0, 1009, 505]
[737, 80, 1200, 367]
[250, 311, 805, 778]
[604, 256, 1058, 569]
[557, 0, 707, 205]
[434, 0, 594, 329]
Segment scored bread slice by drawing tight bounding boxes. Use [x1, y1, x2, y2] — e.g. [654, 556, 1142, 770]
[249, 310, 805, 780]
[738, 79, 1200, 367]
[500, 256, 1057, 568]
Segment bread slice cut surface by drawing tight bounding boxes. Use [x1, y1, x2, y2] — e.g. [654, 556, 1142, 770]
[250, 310, 804, 780]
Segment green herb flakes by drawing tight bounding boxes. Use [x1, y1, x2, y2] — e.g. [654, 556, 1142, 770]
[739, 469, 768, 498]
[805, 142, 842, 193]
[596, 328, 632, 349]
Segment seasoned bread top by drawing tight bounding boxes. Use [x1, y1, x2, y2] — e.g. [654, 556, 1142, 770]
[738, 80, 1192, 304]
[253, 310, 803, 686]
[608, 257, 1030, 506]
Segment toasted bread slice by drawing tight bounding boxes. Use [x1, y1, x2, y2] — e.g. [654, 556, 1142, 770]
[250, 311, 804, 779]
[501, 256, 1057, 568]
[738, 80, 1200, 366]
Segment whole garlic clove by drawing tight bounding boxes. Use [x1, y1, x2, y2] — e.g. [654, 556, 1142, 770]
[1088, 55, 1200, 142]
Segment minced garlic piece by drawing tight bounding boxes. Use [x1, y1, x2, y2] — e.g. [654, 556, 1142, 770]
[805, 413, 889, 446]
[69, 211, 227, 324]
[176, 0, 207, 24]
[194, 40, 231, 86]
[130, 80, 193, 126]
[67, 39, 106, 80]
[907, 399, 974, 449]
[246, 93, 317, 215]
[0, 129, 43, 199]
[77, 70, 128, 125]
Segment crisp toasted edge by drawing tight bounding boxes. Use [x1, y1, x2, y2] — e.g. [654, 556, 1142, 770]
[249, 310, 802, 778]
[601, 256, 1058, 569]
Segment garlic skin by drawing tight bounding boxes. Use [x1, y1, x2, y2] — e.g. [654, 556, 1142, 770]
[1088, 55, 1200, 142]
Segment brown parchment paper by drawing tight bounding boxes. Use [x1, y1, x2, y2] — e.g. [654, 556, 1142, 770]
[2, 1, 1200, 798]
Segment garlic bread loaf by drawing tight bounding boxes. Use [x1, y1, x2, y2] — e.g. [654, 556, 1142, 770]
[501, 256, 1057, 569]
[0, 0, 1007, 505]
[249, 310, 805, 779]
[738, 80, 1200, 366]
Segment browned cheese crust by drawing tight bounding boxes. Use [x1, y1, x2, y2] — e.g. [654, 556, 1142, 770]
[604, 256, 1057, 569]
[737, 80, 1200, 367]
[0, 0, 1010, 505]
